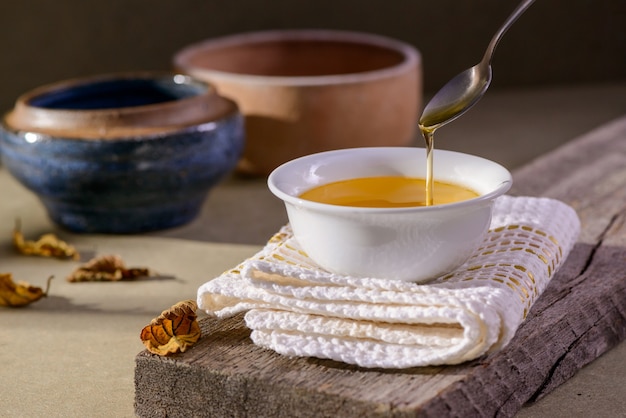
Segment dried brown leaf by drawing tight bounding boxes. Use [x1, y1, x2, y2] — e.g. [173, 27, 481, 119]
[0, 274, 53, 308]
[140, 300, 201, 356]
[13, 219, 79, 260]
[67, 255, 150, 282]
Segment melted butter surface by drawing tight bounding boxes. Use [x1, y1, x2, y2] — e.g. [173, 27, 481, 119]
[299, 176, 479, 208]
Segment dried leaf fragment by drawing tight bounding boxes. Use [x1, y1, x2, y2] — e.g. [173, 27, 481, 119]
[13, 219, 79, 260]
[67, 254, 150, 282]
[140, 300, 201, 356]
[0, 274, 53, 308]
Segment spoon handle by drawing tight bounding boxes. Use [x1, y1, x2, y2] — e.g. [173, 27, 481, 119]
[483, 0, 536, 65]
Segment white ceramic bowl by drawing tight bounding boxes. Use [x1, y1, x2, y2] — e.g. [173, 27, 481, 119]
[268, 147, 512, 282]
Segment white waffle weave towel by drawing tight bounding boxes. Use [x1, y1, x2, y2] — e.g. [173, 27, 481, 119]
[198, 196, 580, 368]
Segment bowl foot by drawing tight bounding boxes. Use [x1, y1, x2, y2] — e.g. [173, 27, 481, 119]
[43, 198, 206, 233]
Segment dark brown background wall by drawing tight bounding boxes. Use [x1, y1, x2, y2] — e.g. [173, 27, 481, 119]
[1, 0, 624, 114]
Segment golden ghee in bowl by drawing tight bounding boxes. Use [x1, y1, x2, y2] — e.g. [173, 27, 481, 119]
[299, 176, 479, 208]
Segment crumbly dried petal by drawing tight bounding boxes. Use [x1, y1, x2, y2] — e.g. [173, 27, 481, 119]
[13, 219, 79, 260]
[140, 300, 201, 356]
[67, 254, 150, 282]
[0, 274, 53, 308]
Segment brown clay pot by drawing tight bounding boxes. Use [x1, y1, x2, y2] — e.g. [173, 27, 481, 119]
[174, 30, 422, 176]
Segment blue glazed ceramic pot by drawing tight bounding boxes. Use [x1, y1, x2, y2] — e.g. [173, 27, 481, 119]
[0, 72, 244, 233]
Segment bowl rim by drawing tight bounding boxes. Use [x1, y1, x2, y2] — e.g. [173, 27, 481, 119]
[173, 29, 421, 87]
[2, 71, 239, 140]
[267, 147, 513, 214]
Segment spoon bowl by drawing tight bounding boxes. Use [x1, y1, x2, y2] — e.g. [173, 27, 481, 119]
[419, 63, 491, 131]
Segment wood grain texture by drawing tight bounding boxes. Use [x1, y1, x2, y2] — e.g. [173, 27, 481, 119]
[135, 116, 626, 418]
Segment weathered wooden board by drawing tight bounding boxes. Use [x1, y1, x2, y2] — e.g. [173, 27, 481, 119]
[135, 116, 626, 418]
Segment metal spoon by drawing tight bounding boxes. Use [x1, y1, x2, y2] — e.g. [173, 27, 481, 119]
[419, 0, 536, 131]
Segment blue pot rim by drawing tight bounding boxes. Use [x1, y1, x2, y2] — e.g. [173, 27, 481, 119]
[2, 71, 239, 140]
[1, 110, 243, 144]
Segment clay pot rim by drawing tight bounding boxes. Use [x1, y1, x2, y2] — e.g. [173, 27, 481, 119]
[173, 29, 421, 87]
[2, 71, 238, 140]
